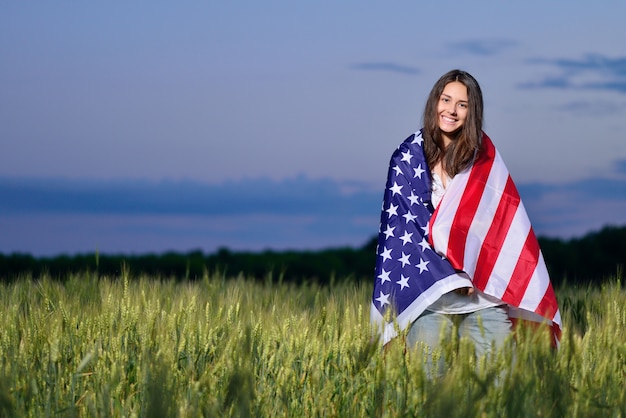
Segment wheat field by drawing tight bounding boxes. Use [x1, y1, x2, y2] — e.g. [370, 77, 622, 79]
[0, 271, 624, 417]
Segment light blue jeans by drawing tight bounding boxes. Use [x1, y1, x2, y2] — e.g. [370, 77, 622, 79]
[405, 306, 512, 377]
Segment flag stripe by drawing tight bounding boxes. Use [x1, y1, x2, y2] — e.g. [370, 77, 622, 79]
[473, 175, 520, 290]
[482, 206, 529, 299]
[428, 133, 561, 343]
[518, 260, 550, 312]
[457, 161, 509, 280]
[502, 229, 539, 306]
[535, 278, 560, 320]
[441, 144, 495, 268]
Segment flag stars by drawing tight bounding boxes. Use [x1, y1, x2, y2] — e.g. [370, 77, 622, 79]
[411, 133, 424, 146]
[398, 252, 411, 267]
[375, 291, 390, 308]
[386, 203, 398, 217]
[389, 182, 403, 196]
[399, 231, 413, 245]
[396, 274, 410, 290]
[407, 191, 420, 206]
[383, 225, 396, 239]
[380, 246, 392, 262]
[403, 211, 418, 224]
[416, 257, 430, 273]
[418, 238, 430, 251]
[392, 165, 403, 176]
[401, 150, 413, 163]
[378, 269, 391, 284]
[413, 164, 425, 179]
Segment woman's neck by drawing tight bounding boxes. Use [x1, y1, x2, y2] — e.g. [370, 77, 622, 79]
[441, 134, 452, 148]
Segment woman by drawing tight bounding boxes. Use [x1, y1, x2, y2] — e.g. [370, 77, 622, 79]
[370, 70, 561, 375]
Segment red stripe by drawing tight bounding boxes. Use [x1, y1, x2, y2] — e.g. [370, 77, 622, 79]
[535, 282, 559, 321]
[551, 324, 562, 346]
[472, 176, 520, 290]
[536, 285, 561, 346]
[510, 317, 561, 347]
[446, 136, 496, 268]
[501, 229, 539, 305]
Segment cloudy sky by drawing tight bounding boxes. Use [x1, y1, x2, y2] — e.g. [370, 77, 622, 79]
[2, 1, 626, 256]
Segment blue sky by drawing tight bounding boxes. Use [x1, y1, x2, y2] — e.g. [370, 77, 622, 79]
[2, 1, 626, 256]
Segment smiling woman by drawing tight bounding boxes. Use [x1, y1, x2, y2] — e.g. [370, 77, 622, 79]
[371, 70, 561, 377]
[423, 70, 484, 179]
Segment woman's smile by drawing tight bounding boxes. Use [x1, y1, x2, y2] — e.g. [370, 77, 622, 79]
[437, 81, 468, 144]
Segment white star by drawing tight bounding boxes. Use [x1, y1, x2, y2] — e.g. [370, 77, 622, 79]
[421, 224, 429, 235]
[378, 269, 391, 284]
[398, 252, 411, 267]
[416, 257, 430, 273]
[386, 203, 398, 217]
[392, 165, 403, 176]
[403, 212, 418, 224]
[380, 246, 392, 262]
[399, 231, 413, 245]
[375, 291, 390, 307]
[413, 164, 425, 179]
[411, 133, 423, 145]
[401, 150, 413, 163]
[418, 238, 430, 251]
[389, 181, 403, 196]
[407, 191, 420, 206]
[396, 274, 410, 290]
[383, 225, 396, 239]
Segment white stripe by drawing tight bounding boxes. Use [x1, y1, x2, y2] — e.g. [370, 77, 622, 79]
[517, 252, 551, 313]
[429, 167, 470, 257]
[460, 159, 509, 277]
[438, 149, 509, 279]
[427, 140, 562, 334]
[484, 205, 531, 298]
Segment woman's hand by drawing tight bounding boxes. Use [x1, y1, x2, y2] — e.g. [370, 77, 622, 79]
[454, 287, 474, 296]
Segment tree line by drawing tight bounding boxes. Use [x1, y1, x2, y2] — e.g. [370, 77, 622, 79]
[1, 225, 624, 286]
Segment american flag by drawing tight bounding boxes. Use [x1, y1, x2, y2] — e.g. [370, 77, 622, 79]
[370, 131, 561, 346]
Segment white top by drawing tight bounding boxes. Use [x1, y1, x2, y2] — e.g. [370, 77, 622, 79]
[427, 172, 503, 314]
[430, 172, 448, 209]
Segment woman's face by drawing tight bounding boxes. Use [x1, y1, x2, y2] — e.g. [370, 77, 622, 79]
[437, 81, 468, 144]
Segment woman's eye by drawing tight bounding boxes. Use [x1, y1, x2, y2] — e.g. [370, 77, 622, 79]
[458, 103, 468, 109]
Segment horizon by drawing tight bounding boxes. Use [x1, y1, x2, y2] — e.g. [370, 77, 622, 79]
[2, 220, 624, 259]
[2, 174, 625, 257]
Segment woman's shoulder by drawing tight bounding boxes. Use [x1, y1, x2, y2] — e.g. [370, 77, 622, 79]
[395, 130, 424, 153]
[388, 130, 428, 176]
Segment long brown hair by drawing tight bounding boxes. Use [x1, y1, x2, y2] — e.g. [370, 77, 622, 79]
[422, 69, 484, 177]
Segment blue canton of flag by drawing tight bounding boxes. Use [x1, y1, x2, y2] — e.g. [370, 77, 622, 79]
[370, 131, 462, 344]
